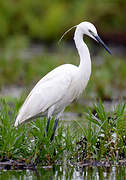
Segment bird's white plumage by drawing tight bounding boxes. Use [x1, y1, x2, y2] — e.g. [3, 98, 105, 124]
[15, 64, 75, 125]
[14, 21, 98, 127]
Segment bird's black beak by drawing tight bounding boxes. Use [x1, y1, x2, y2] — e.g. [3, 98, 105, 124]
[94, 35, 112, 55]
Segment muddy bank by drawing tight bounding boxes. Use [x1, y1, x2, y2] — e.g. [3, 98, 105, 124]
[0, 159, 126, 170]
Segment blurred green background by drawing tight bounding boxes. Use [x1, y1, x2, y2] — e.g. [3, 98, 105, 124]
[0, 0, 126, 104]
[0, 0, 126, 43]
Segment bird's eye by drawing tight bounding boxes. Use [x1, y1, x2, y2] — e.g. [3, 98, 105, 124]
[88, 29, 93, 34]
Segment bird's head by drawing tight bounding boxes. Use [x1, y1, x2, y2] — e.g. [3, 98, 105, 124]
[77, 22, 97, 39]
[77, 21, 111, 55]
[59, 21, 111, 55]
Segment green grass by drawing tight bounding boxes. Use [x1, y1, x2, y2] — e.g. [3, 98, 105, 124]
[72, 100, 126, 163]
[0, 98, 74, 165]
[0, 98, 125, 166]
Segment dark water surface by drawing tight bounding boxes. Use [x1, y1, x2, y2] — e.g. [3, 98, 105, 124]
[0, 165, 126, 180]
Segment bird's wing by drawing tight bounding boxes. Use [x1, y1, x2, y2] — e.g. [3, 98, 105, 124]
[15, 66, 73, 126]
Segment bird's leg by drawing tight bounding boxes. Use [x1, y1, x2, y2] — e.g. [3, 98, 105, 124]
[50, 118, 59, 142]
[44, 117, 50, 137]
[44, 117, 51, 135]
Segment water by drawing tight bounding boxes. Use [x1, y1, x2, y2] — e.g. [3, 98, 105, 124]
[0, 165, 125, 180]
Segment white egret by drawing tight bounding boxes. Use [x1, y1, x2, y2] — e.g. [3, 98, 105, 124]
[14, 22, 111, 141]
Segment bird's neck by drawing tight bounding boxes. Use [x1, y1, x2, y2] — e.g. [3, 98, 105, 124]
[74, 28, 91, 77]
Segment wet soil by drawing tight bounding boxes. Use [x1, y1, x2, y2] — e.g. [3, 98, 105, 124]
[0, 159, 126, 170]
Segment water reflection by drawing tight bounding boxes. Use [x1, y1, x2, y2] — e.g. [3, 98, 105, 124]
[0, 165, 125, 180]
